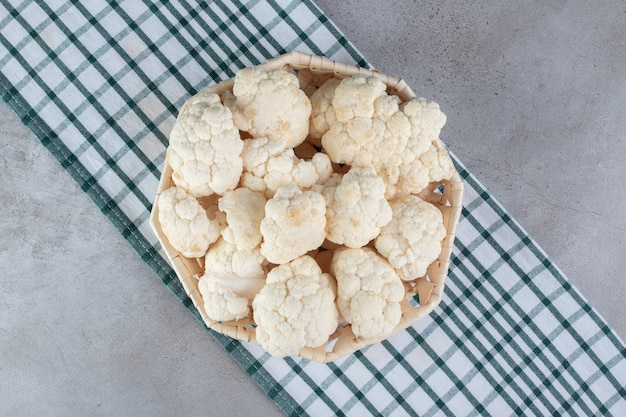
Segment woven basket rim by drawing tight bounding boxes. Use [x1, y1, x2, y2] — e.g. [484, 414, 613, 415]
[149, 51, 464, 363]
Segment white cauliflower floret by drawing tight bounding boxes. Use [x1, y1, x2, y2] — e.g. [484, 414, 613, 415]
[205, 238, 267, 285]
[157, 186, 222, 258]
[321, 75, 404, 166]
[228, 67, 311, 148]
[331, 247, 405, 339]
[375, 195, 446, 280]
[241, 137, 332, 197]
[323, 166, 392, 248]
[311, 172, 342, 194]
[332, 74, 389, 122]
[323, 99, 411, 169]
[252, 255, 338, 357]
[239, 136, 285, 192]
[198, 237, 268, 322]
[260, 184, 326, 264]
[320, 74, 452, 196]
[419, 144, 457, 183]
[280, 152, 332, 189]
[167, 92, 243, 197]
[263, 151, 332, 197]
[402, 97, 447, 142]
[309, 77, 341, 145]
[320, 76, 411, 195]
[218, 187, 266, 250]
[397, 143, 457, 195]
[198, 273, 249, 323]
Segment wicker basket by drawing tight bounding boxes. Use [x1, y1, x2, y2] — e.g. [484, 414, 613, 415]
[150, 51, 464, 363]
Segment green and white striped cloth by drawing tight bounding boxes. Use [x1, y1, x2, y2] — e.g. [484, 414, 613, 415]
[2, 1, 625, 415]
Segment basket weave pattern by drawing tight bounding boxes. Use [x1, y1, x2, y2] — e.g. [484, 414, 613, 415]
[150, 52, 464, 362]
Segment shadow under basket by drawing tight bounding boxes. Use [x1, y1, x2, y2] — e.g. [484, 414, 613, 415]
[150, 51, 464, 363]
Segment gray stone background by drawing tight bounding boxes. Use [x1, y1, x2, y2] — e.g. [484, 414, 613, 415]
[2, 1, 625, 415]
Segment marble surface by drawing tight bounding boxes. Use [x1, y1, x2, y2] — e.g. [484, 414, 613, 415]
[2, 1, 625, 415]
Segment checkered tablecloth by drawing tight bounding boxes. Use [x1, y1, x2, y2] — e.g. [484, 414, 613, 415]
[2, 1, 625, 415]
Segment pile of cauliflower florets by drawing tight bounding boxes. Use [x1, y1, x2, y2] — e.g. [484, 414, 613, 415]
[157, 65, 457, 358]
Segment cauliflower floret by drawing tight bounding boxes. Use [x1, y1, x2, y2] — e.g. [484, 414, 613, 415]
[320, 74, 452, 196]
[198, 237, 268, 322]
[320, 76, 411, 195]
[263, 151, 332, 196]
[396, 143, 457, 195]
[241, 137, 332, 197]
[218, 187, 266, 251]
[311, 172, 342, 194]
[323, 166, 392, 248]
[402, 97, 447, 142]
[332, 74, 389, 122]
[321, 75, 405, 166]
[167, 92, 243, 197]
[252, 255, 338, 357]
[239, 136, 285, 191]
[260, 184, 326, 264]
[331, 247, 405, 339]
[375, 195, 446, 280]
[205, 237, 267, 285]
[420, 144, 457, 183]
[228, 67, 311, 148]
[309, 77, 341, 145]
[157, 186, 222, 258]
[198, 274, 250, 322]
[323, 99, 411, 169]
